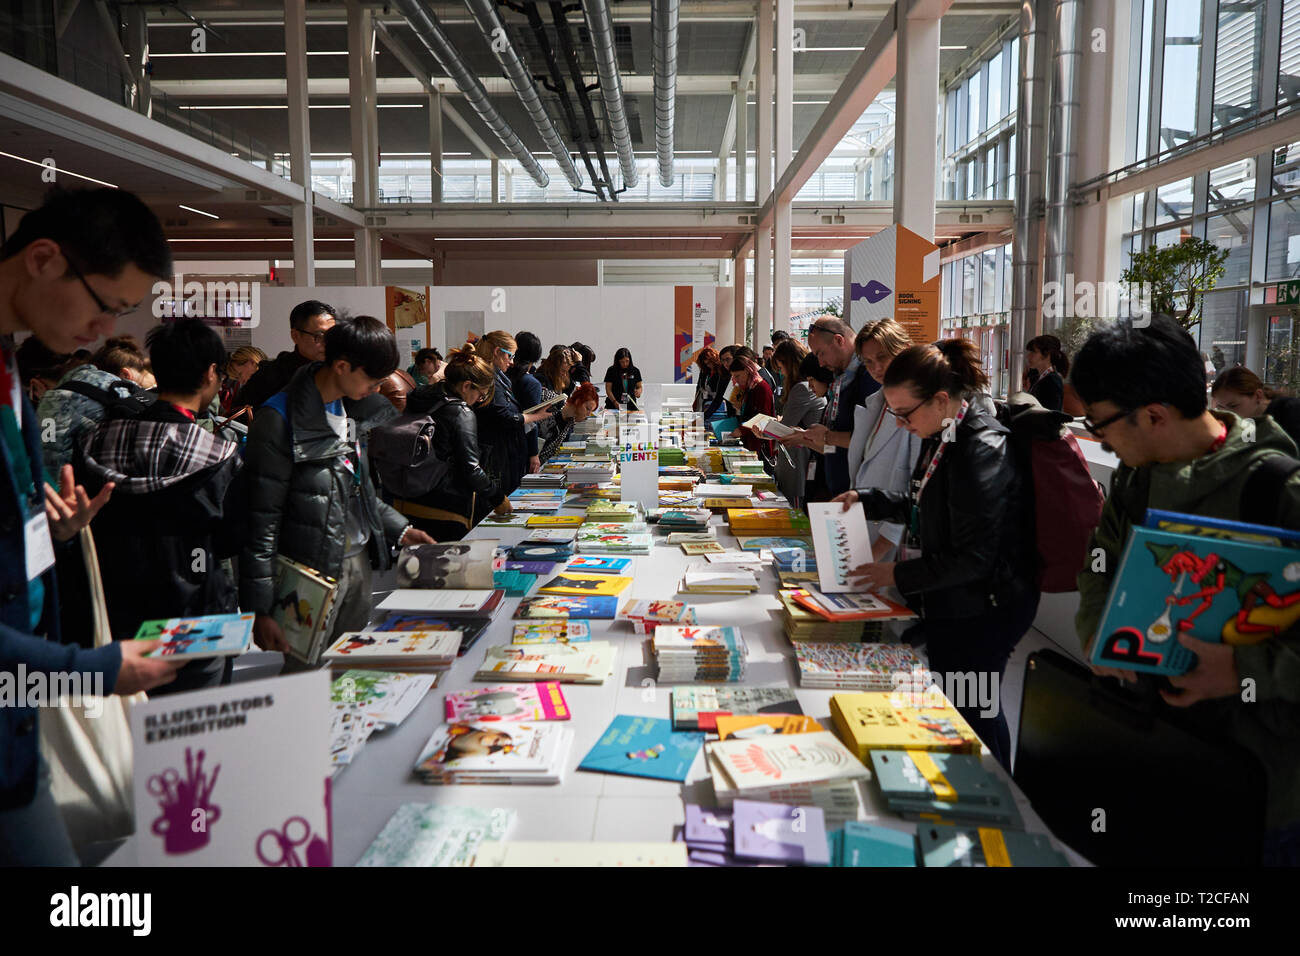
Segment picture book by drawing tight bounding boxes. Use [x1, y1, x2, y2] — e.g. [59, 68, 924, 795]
[444, 682, 570, 722]
[732, 800, 830, 866]
[513, 595, 620, 619]
[493, 569, 536, 597]
[320, 629, 460, 671]
[869, 750, 1004, 806]
[727, 508, 812, 533]
[795, 642, 925, 690]
[504, 560, 559, 575]
[510, 620, 592, 644]
[808, 502, 872, 594]
[671, 686, 803, 731]
[509, 543, 576, 563]
[271, 555, 337, 665]
[714, 714, 824, 740]
[414, 720, 572, 784]
[577, 522, 652, 535]
[564, 555, 633, 575]
[654, 625, 748, 682]
[394, 540, 499, 590]
[526, 515, 585, 528]
[829, 692, 982, 758]
[472, 842, 687, 867]
[476, 642, 614, 684]
[356, 804, 516, 867]
[1144, 509, 1300, 548]
[916, 826, 1069, 868]
[478, 512, 531, 528]
[578, 715, 705, 782]
[735, 536, 812, 551]
[742, 413, 799, 441]
[618, 598, 698, 633]
[330, 670, 436, 729]
[832, 821, 918, 867]
[133, 613, 254, 659]
[683, 804, 732, 846]
[523, 528, 579, 543]
[707, 732, 870, 791]
[372, 613, 491, 656]
[1090, 526, 1300, 675]
[538, 573, 633, 597]
[681, 541, 726, 555]
[790, 588, 917, 622]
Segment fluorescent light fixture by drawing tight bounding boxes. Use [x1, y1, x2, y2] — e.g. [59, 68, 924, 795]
[176, 104, 423, 110]
[433, 236, 726, 241]
[940, 45, 968, 50]
[0, 149, 117, 188]
[178, 204, 219, 219]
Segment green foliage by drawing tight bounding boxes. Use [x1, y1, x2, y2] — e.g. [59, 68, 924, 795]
[1119, 236, 1229, 332]
[822, 298, 844, 318]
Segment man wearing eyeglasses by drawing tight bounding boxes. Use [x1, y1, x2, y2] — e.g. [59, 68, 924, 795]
[1072, 313, 1300, 866]
[235, 299, 337, 411]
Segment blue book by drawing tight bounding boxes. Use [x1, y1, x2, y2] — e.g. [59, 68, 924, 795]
[565, 555, 633, 575]
[508, 543, 575, 563]
[133, 612, 254, 659]
[710, 417, 740, 440]
[578, 714, 705, 782]
[917, 826, 1068, 868]
[839, 822, 918, 867]
[1090, 525, 1300, 675]
[514, 595, 620, 619]
[1144, 509, 1300, 548]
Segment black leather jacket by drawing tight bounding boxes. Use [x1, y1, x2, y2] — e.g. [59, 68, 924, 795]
[857, 399, 1037, 620]
[408, 383, 498, 518]
[240, 364, 408, 615]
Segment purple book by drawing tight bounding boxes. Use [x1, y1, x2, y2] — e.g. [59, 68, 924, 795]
[731, 800, 830, 866]
[684, 804, 732, 848]
[504, 561, 557, 575]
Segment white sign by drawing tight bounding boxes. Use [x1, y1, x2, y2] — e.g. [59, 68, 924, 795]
[131, 671, 332, 866]
[618, 439, 660, 511]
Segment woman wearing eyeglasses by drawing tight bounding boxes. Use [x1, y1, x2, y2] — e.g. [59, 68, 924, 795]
[836, 338, 1038, 770]
[472, 331, 529, 517]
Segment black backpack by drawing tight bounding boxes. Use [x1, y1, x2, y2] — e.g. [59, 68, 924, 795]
[368, 396, 451, 499]
[54, 377, 157, 417]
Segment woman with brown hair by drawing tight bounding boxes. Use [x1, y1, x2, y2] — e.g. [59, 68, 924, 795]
[692, 346, 728, 422]
[727, 351, 776, 457]
[534, 344, 572, 395]
[473, 331, 530, 511]
[1212, 366, 1300, 450]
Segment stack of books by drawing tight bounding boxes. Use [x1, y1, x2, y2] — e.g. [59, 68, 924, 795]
[478, 512, 531, 528]
[657, 447, 688, 466]
[795, 643, 924, 691]
[777, 591, 868, 643]
[826, 822, 919, 867]
[476, 641, 615, 683]
[786, 588, 916, 624]
[671, 686, 802, 731]
[695, 482, 752, 499]
[655, 508, 712, 533]
[680, 568, 760, 594]
[618, 598, 698, 633]
[704, 731, 869, 826]
[376, 588, 507, 621]
[522, 527, 579, 544]
[665, 530, 718, 545]
[356, 804, 516, 867]
[514, 594, 620, 619]
[372, 612, 494, 657]
[519, 471, 567, 489]
[653, 625, 747, 682]
[565, 460, 617, 484]
[829, 691, 983, 759]
[917, 826, 1069, 867]
[320, 630, 460, 672]
[414, 720, 574, 785]
[444, 682, 571, 722]
[576, 528, 654, 555]
[683, 801, 830, 867]
[868, 750, 1023, 828]
[727, 508, 812, 535]
[506, 489, 569, 512]
[582, 439, 614, 459]
[525, 514, 584, 528]
[584, 500, 642, 523]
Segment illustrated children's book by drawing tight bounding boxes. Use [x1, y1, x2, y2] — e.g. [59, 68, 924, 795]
[617, 598, 698, 633]
[414, 721, 572, 784]
[829, 692, 982, 759]
[808, 502, 873, 595]
[713, 714, 824, 740]
[444, 682, 570, 722]
[133, 613, 255, 659]
[564, 555, 633, 575]
[356, 804, 516, 867]
[270, 556, 338, 665]
[320, 630, 460, 671]
[394, 540, 500, 589]
[578, 715, 705, 782]
[538, 573, 633, 597]
[513, 595, 620, 619]
[511, 621, 592, 644]
[671, 686, 803, 731]
[828, 821, 918, 867]
[1090, 525, 1300, 675]
[731, 799, 830, 866]
[372, 613, 491, 656]
[1144, 509, 1300, 548]
[330, 670, 436, 728]
[476, 642, 614, 684]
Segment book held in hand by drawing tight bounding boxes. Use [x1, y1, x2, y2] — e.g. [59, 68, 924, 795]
[270, 555, 338, 665]
[133, 613, 254, 659]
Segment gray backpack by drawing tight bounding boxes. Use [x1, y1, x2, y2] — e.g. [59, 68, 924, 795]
[368, 396, 450, 498]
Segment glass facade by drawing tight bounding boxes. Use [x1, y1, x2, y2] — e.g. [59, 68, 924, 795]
[944, 30, 1019, 201]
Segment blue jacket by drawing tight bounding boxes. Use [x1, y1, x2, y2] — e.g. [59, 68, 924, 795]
[1, 389, 121, 810]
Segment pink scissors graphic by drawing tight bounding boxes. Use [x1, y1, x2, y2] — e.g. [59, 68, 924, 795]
[256, 816, 329, 867]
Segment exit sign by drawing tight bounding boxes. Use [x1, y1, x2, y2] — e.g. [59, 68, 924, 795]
[1280, 280, 1300, 306]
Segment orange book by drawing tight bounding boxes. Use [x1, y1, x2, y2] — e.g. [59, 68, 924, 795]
[714, 714, 824, 740]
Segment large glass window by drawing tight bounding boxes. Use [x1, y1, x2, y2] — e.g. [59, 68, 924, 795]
[962, 255, 978, 314]
[1135, 0, 1156, 159]
[1266, 196, 1300, 280]
[1275, 141, 1300, 195]
[967, 73, 982, 143]
[1159, 0, 1203, 150]
[1281, 0, 1300, 106]
[988, 51, 1004, 125]
[1208, 158, 1256, 209]
[981, 248, 1000, 314]
[1205, 210, 1253, 286]
[1155, 177, 1195, 224]
[1201, 288, 1249, 371]
[1008, 38, 1019, 116]
[1212, 0, 1265, 129]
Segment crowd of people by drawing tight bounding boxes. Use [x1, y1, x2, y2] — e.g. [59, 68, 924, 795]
[3, 186, 1300, 866]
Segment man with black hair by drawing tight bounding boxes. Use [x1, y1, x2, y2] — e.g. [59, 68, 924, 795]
[236, 298, 337, 410]
[241, 316, 433, 665]
[77, 318, 243, 694]
[1072, 313, 1300, 865]
[0, 187, 183, 863]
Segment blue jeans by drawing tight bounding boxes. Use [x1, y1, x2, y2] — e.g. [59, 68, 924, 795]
[0, 756, 80, 866]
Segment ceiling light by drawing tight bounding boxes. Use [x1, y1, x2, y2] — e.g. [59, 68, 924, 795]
[433, 236, 727, 242]
[178, 204, 219, 219]
[0, 149, 117, 188]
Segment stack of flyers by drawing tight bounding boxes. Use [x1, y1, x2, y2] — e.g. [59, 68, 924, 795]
[132, 612, 254, 659]
[522, 528, 579, 544]
[320, 630, 460, 672]
[356, 804, 517, 867]
[511, 620, 592, 644]
[330, 670, 437, 729]
[653, 625, 747, 682]
[794, 643, 924, 691]
[372, 613, 492, 657]
[564, 555, 633, 575]
[731, 800, 830, 866]
[618, 598, 698, 634]
[414, 721, 574, 785]
[444, 682, 571, 722]
[917, 826, 1069, 868]
[869, 750, 1023, 828]
[476, 641, 615, 683]
[514, 594, 620, 619]
[577, 715, 705, 782]
[826, 822, 918, 867]
[330, 702, 379, 771]
[671, 686, 803, 731]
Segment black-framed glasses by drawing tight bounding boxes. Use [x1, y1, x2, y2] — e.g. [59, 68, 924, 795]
[294, 328, 329, 343]
[886, 398, 928, 424]
[1082, 407, 1135, 437]
[61, 250, 136, 319]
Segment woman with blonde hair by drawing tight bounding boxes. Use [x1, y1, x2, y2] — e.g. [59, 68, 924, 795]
[221, 345, 268, 416]
[473, 331, 531, 512]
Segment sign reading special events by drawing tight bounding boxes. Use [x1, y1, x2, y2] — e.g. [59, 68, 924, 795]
[618, 436, 660, 511]
[130, 671, 332, 866]
[842, 224, 941, 344]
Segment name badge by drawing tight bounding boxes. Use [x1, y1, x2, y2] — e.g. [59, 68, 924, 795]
[25, 510, 55, 581]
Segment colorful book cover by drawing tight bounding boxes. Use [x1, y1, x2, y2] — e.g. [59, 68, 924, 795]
[444, 682, 570, 722]
[493, 570, 536, 597]
[538, 573, 634, 597]
[513, 595, 619, 619]
[511, 621, 592, 644]
[133, 612, 255, 659]
[836, 821, 918, 867]
[868, 750, 1005, 806]
[714, 714, 824, 740]
[917, 826, 1069, 868]
[1090, 525, 1300, 675]
[618, 598, 698, 633]
[394, 540, 499, 589]
[356, 804, 516, 867]
[732, 800, 830, 865]
[321, 629, 460, 664]
[577, 715, 705, 782]
[478, 643, 613, 683]
[795, 642, 924, 687]
[526, 515, 585, 528]
[503, 561, 557, 575]
[736, 536, 813, 551]
[708, 732, 871, 790]
[1143, 509, 1300, 548]
[578, 523, 651, 535]
[270, 556, 337, 664]
[372, 614, 491, 656]
[681, 541, 726, 555]
[415, 721, 568, 779]
[564, 555, 633, 575]
[829, 692, 982, 758]
[479, 512, 531, 528]
[330, 670, 436, 728]
[671, 686, 803, 730]
[523, 529, 579, 543]
[683, 804, 731, 846]
[653, 625, 746, 657]
[808, 502, 872, 594]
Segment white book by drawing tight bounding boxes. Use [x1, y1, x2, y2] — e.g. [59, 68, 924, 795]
[706, 731, 871, 791]
[376, 589, 499, 614]
[694, 483, 753, 498]
[807, 502, 873, 594]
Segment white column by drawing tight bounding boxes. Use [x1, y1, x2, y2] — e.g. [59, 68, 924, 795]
[733, 254, 748, 346]
[429, 89, 443, 202]
[753, 0, 774, 342]
[892, 9, 940, 239]
[773, 0, 793, 334]
[735, 79, 748, 203]
[354, 228, 377, 285]
[285, 0, 314, 285]
[491, 157, 500, 203]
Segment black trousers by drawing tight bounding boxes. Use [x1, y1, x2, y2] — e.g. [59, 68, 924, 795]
[903, 588, 1041, 771]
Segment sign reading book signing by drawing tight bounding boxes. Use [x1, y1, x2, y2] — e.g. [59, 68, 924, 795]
[618, 432, 660, 511]
[130, 671, 332, 866]
[842, 224, 940, 343]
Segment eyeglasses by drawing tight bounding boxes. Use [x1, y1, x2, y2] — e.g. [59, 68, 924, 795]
[294, 329, 329, 343]
[1081, 407, 1135, 437]
[498, 348, 514, 359]
[886, 398, 928, 424]
[62, 250, 136, 319]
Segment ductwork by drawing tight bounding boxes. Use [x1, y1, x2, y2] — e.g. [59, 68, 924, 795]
[582, 0, 639, 189]
[393, 0, 550, 187]
[651, 0, 678, 187]
[1043, 0, 1080, 332]
[463, 0, 583, 189]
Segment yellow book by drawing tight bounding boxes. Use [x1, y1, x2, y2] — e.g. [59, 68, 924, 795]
[526, 515, 585, 527]
[829, 692, 982, 759]
[538, 574, 634, 597]
[726, 508, 812, 532]
[714, 714, 824, 740]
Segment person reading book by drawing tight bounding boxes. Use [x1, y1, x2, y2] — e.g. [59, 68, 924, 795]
[1070, 313, 1300, 865]
[241, 316, 434, 665]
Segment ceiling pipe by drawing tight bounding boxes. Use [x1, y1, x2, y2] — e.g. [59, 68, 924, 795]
[548, 1, 619, 200]
[582, 0, 640, 189]
[462, 0, 583, 189]
[392, 0, 550, 187]
[650, 0, 679, 187]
